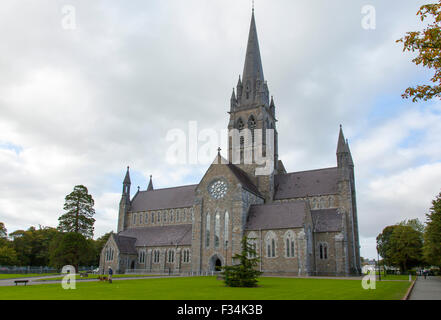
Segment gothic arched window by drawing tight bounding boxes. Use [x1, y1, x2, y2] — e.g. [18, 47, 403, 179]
[168, 249, 175, 263]
[205, 213, 211, 248]
[265, 231, 277, 258]
[153, 250, 160, 264]
[319, 243, 329, 260]
[284, 231, 295, 258]
[237, 118, 245, 131]
[248, 115, 256, 143]
[224, 211, 229, 248]
[214, 212, 220, 248]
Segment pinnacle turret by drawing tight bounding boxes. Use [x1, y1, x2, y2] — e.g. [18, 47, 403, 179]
[147, 175, 154, 191]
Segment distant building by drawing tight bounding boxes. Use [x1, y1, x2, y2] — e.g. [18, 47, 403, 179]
[100, 10, 361, 276]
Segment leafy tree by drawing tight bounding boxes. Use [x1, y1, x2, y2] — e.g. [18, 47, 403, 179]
[423, 191, 441, 268]
[221, 236, 262, 287]
[386, 225, 424, 272]
[0, 223, 8, 248]
[49, 232, 95, 271]
[0, 222, 7, 239]
[399, 218, 425, 234]
[0, 246, 18, 266]
[397, 1, 441, 102]
[58, 185, 96, 238]
[9, 226, 60, 266]
[376, 225, 400, 267]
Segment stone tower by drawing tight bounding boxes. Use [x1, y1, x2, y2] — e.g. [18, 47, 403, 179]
[227, 10, 279, 202]
[117, 167, 131, 233]
[336, 126, 361, 274]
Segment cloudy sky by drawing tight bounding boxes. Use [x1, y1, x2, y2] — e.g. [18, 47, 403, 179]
[1, 0, 440, 259]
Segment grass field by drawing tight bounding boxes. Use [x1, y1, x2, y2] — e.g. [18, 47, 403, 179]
[0, 274, 60, 280]
[377, 274, 415, 281]
[0, 276, 411, 300]
[38, 274, 162, 281]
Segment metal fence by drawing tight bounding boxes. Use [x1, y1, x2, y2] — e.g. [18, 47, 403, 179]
[124, 269, 222, 277]
[0, 265, 97, 274]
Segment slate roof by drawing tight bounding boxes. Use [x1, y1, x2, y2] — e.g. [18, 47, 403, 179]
[113, 234, 137, 254]
[130, 185, 197, 212]
[245, 202, 308, 231]
[311, 209, 343, 233]
[118, 224, 192, 247]
[274, 167, 340, 200]
[227, 164, 262, 198]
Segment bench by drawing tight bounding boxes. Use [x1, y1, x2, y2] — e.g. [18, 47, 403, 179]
[80, 273, 89, 278]
[14, 280, 29, 286]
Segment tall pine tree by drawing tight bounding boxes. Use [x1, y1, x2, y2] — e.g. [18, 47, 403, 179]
[58, 185, 96, 238]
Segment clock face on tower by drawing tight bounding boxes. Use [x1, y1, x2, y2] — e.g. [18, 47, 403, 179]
[208, 180, 228, 200]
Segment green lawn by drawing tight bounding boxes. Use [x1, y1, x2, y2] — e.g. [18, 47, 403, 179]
[0, 276, 410, 300]
[38, 274, 162, 281]
[0, 274, 60, 280]
[377, 274, 414, 281]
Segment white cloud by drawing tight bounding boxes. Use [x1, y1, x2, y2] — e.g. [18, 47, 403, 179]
[0, 1, 439, 260]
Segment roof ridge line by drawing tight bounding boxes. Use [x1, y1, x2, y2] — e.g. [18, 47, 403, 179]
[279, 167, 339, 176]
[137, 184, 198, 193]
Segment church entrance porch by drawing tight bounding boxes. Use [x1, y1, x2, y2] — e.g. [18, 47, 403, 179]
[209, 255, 223, 272]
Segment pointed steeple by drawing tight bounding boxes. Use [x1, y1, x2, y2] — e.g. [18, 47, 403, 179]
[147, 175, 154, 191]
[240, 10, 266, 106]
[236, 75, 243, 104]
[123, 166, 131, 184]
[230, 88, 237, 112]
[243, 10, 264, 84]
[122, 166, 131, 201]
[337, 125, 346, 155]
[337, 126, 354, 168]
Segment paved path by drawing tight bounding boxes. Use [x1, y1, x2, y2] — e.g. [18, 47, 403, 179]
[409, 276, 441, 300]
[0, 275, 183, 287]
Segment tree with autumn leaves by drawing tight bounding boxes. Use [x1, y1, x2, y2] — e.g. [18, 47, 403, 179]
[398, 1, 441, 102]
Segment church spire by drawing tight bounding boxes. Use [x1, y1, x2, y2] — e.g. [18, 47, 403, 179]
[337, 126, 354, 168]
[123, 166, 131, 183]
[242, 10, 264, 86]
[337, 125, 346, 155]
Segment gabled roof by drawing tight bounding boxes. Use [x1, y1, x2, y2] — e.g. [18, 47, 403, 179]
[227, 164, 262, 198]
[245, 202, 308, 231]
[113, 234, 137, 254]
[119, 224, 192, 247]
[274, 167, 340, 199]
[311, 209, 343, 233]
[130, 185, 197, 212]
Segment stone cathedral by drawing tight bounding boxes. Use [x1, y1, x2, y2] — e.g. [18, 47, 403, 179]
[99, 11, 362, 276]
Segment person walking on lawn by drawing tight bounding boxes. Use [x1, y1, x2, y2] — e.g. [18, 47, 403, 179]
[108, 267, 113, 283]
